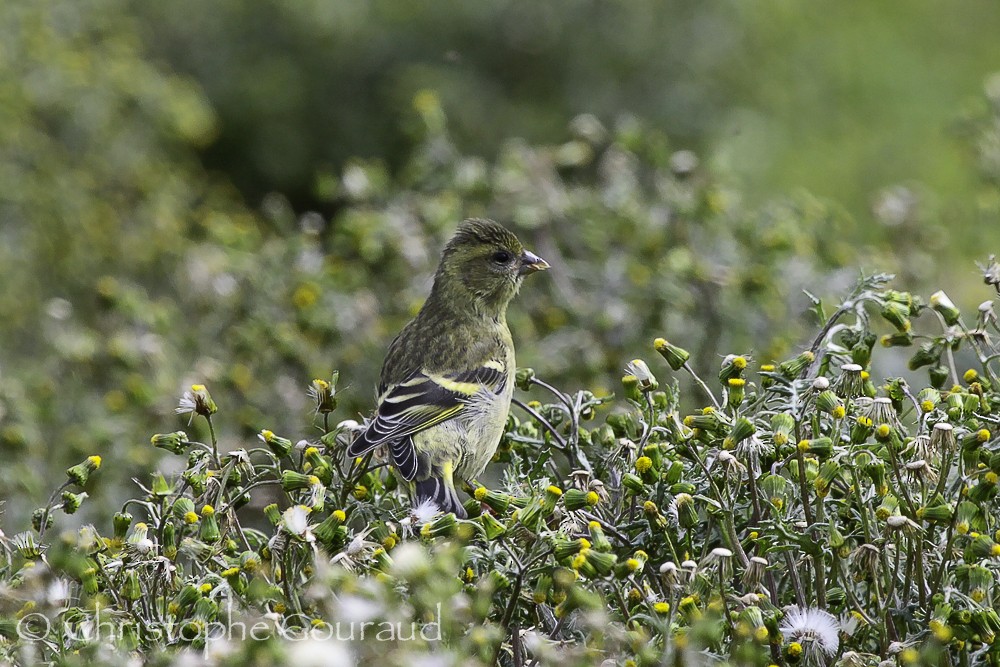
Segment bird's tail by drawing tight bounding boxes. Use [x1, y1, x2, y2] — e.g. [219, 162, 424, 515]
[414, 476, 467, 519]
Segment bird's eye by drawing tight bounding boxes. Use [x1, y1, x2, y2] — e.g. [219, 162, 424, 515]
[491, 250, 513, 264]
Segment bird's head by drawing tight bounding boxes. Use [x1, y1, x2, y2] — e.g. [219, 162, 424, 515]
[433, 218, 549, 317]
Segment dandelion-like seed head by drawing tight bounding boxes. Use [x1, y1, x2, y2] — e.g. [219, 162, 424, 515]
[779, 606, 840, 658]
[412, 498, 441, 524]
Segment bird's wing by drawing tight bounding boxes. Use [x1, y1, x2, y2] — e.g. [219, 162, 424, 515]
[347, 361, 508, 479]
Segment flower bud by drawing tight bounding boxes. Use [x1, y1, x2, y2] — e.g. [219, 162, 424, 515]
[588, 521, 612, 552]
[304, 446, 333, 485]
[880, 332, 914, 348]
[281, 470, 320, 493]
[477, 512, 506, 541]
[258, 430, 293, 458]
[727, 417, 756, 446]
[770, 412, 796, 448]
[625, 359, 657, 392]
[929, 366, 949, 388]
[726, 378, 746, 408]
[654, 338, 690, 370]
[61, 490, 87, 514]
[718, 355, 748, 383]
[674, 493, 698, 529]
[563, 488, 599, 511]
[930, 291, 961, 325]
[123, 570, 142, 601]
[814, 460, 841, 498]
[515, 367, 536, 391]
[880, 301, 912, 332]
[200, 505, 220, 543]
[797, 437, 833, 458]
[815, 390, 845, 419]
[779, 351, 814, 378]
[151, 431, 190, 455]
[66, 455, 102, 487]
[113, 512, 133, 540]
[309, 374, 338, 414]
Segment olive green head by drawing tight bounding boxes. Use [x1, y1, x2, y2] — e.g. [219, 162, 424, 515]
[433, 218, 549, 315]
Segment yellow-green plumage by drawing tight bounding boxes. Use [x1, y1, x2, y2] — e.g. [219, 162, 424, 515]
[347, 218, 549, 517]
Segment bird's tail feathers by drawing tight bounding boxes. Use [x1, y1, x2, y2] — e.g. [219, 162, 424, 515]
[414, 477, 467, 519]
[346, 430, 377, 459]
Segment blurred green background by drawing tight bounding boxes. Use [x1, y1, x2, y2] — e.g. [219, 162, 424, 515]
[2, 0, 1000, 518]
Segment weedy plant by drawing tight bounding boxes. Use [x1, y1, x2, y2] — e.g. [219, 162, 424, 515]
[2, 259, 1000, 667]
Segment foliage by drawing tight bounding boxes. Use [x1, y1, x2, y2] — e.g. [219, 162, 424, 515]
[1, 0, 886, 518]
[3, 264, 1000, 665]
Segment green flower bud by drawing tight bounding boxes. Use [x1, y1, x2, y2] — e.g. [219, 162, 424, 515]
[563, 489, 599, 511]
[728, 417, 756, 445]
[66, 455, 102, 487]
[968, 474, 999, 503]
[420, 512, 458, 539]
[281, 470, 319, 493]
[664, 460, 684, 484]
[532, 573, 553, 604]
[622, 473, 645, 494]
[151, 431, 190, 455]
[865, 461, 888, 497]
[779, 351, 814, 378]
[929, 366, 949, 388]
[726, 378, 746, 408]
[553, 537, 591, 561]
[515, 367, 536, 391]
[314, 510, 349, 551]
[718, 355, 748, 383]
[919, 501, 954, 525]
[875, 494, 899, 521]
[263, 503, 282, 526]
[770, 412, 796, 448]
[797, 437, 833, 458]
[970, 534, 1000, 560]
[621, 373, 642, 403]
[583, 549, 617, 577]
[199, 505, 221, 543]
[477, 512, 507, 541]
[123, 570, 142, 601]
[31, 508, 52, 533]
[814, 460, 841, 498]
[81, 565, 99, 596]
[851, 415, 874, 444]
[61, 490, 87, 514]
[849, 332, 877, 367]
[930, 291, 961, 326]
[880, 301, 912, 333]
[654, 338, 690, 371]
[674, 493, 698, 529]
[815, 390, 845, 419]
[304, 446, 333, 485]
[113, 512, 133, 540]
[880, 332, 914, 348]
[309, 374, 338, 414]
[908, 342, 940, 371]
[258, 429, 293, 458]
[588, 521, 612, 552]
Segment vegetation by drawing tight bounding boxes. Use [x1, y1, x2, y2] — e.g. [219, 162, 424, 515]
[3, 263, 1000, 666]
[5, 1, 1000, 665]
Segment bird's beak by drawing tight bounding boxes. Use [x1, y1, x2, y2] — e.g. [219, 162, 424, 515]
[518, 250, 550, 276]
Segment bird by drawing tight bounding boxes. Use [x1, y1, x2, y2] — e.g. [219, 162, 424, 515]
[346, 218, 549, 518]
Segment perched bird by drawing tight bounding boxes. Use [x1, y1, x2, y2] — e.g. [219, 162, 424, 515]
[347, 218, 549, 517]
